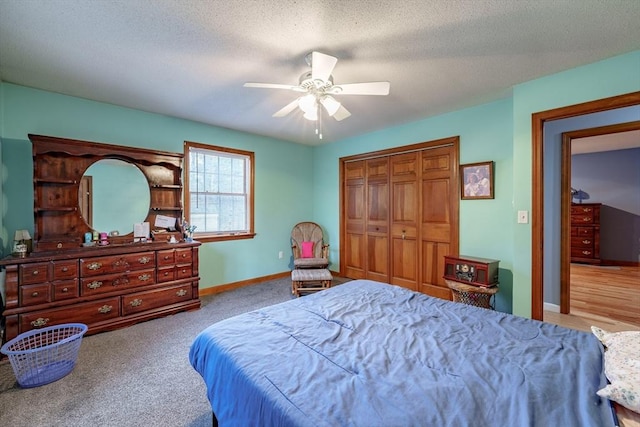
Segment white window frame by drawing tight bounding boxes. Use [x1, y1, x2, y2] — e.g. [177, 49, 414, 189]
[184, 141, 255, 242]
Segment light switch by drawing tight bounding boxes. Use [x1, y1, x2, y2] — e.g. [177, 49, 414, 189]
[517, 210, 529, 224]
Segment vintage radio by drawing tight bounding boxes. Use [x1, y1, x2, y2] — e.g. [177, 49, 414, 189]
[444, 255, 499, 287]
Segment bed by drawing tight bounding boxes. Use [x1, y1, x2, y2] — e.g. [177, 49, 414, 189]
[189, 279, 616, 427]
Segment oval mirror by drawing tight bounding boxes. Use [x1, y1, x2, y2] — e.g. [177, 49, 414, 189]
[79, 159, 150, 235]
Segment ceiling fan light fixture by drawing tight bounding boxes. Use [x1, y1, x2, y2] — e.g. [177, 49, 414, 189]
[303, 109, 318, 121]
[320, 96, 341, 117]
[298, 94, 317, 115]
[244, 51, 390, 138]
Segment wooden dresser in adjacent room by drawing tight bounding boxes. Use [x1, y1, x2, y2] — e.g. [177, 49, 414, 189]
[570, 203, 601, 264]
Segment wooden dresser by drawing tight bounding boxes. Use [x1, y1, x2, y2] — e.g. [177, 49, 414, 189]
[0, 134, 202, 344]
[0, 241, 200, 343]
[570, 203, 601, 264]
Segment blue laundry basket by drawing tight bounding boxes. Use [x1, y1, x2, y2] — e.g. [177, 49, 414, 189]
[1, 323, 88, 388]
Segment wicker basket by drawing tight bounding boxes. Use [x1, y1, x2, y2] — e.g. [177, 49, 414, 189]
[0, 323, 87, 388]
[445, 280, 498, 310]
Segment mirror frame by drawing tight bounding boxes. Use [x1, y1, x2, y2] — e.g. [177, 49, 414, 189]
[30, 134, 184, 252]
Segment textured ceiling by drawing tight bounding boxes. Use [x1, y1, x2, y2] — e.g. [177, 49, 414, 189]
[1, 0, 639, 145]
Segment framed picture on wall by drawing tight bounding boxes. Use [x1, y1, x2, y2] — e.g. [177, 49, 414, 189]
[460, 161, 494, 200]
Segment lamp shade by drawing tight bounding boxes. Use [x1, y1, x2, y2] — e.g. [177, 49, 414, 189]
[14, 229, 31, 241]
[320, 95, 341, 116]
[298, 94, 318, 114]
[303, 109, 318, 121]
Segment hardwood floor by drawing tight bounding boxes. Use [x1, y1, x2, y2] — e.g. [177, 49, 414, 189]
[544, 263, 639, 332]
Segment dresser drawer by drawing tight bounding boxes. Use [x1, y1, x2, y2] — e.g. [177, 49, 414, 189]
[571, 236, 594, 249]
[176, 265, 193, 280]
[571, 247, 595, 258]
[80, 252, 155, 276]
[157, 249, 175, 266]
[80, 268, 156, 296]
[122, 284, 193, 316]
[19, 296, 120, 332]
[53, 279, 79, 301]
[575, 227, 593, 237]
[571, 214, 594, 224]
[19, 262, 50, 285]
[157, 266, 176, 283]
[571, 205, 596, 215]
[52, 260, 78, 280]
[20, 283, 51, 306]
[175, 248, 193, 264]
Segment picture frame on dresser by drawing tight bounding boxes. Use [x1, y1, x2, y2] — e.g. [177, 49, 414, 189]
[0, 134, 201, 344]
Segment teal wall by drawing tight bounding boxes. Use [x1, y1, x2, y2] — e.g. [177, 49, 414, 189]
[0, 84, 314, 288]
[509, 50, 640, 317]
[312, 99, 515, 313]
[314, 49, 640, 317]
[1, 50, 639, 317]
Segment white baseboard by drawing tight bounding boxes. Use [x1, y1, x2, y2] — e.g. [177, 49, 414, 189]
[544, 302, 560, 313]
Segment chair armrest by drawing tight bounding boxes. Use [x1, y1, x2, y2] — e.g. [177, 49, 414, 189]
[321, 244, 329, 259]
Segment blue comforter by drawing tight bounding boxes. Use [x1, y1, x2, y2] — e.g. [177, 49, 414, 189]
[189, 280, 613, 427]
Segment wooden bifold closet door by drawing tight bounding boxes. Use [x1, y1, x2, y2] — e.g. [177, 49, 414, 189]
[341, 138, 459, 299]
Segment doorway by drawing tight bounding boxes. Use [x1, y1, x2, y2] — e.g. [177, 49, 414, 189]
[531, 91, 640, 321]
[560, 121, 640, 318]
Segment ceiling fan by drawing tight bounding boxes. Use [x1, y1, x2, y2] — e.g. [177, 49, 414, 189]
[244, 51, 390, 139]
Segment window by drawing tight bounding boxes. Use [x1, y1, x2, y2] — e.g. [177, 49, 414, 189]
[184, 141, 255, 242]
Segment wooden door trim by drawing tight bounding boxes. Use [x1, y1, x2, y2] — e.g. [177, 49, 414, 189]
[560, 120, 640, 314]
[531, 91, 640, 320]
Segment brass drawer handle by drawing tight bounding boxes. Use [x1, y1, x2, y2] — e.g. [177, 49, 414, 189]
[31, 317, 49, 327]
[87, 262, 102, 270]
[130, 299, 143, 307]
[582, 250, 592, 255]
[87, 280, 103, 289]
[113, 258, 130, 268]
[62, 287, 69, 293]
[176, 289, 187, 297]
[32, 270, 39, 275]
[582, 208, 592, 212]
[62, 267, 69, 272]
[181, 253, 187, 258]
[582, 217, 591, 222]
[582, 239, 591, 244]
[164, 255, 171, 260]
[98, 305, 112, 314]
[112, 276, 130, 287]
[31, 291, 39, 297]
[138, 256, 151, 264]
[138, 273, 151, 281]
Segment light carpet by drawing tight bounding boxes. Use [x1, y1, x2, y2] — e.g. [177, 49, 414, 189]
[0, 276, 348, 427]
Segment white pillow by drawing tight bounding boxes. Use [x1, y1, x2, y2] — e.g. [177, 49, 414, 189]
[591, 326, 640, 413]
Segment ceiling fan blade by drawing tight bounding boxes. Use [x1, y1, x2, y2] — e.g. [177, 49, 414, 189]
[311, 52, 338, 83]
[272, 99, 300, 117]
[332, 105, 351, 121]
[331, 81, 390, 96]
[244, 82, 305, 92]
